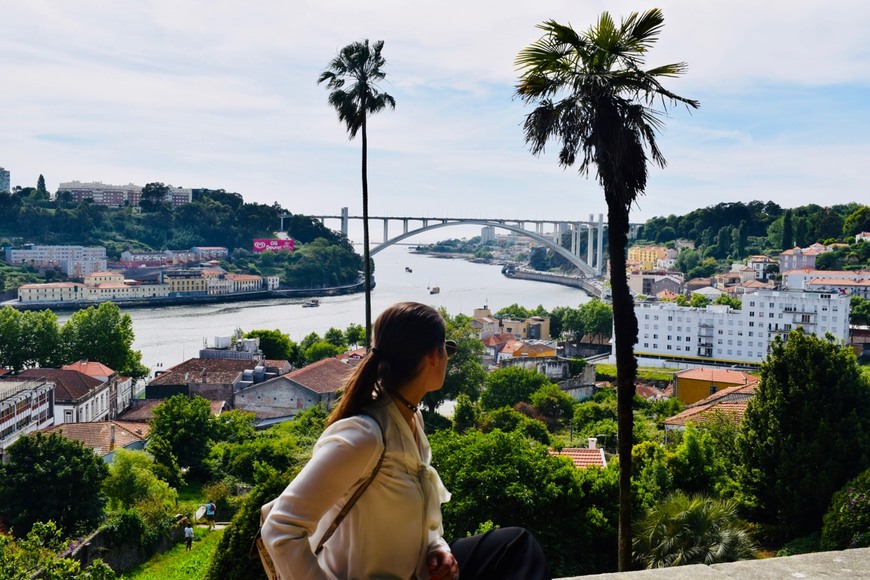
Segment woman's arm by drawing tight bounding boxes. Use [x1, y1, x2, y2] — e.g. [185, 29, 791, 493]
[261, 416, 383, 580]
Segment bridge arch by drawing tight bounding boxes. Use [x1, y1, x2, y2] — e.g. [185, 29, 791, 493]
[370, 219, 597, 277]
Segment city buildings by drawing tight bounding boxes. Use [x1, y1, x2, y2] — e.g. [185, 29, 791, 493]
[56, 181, 192, 208]
[0, 166, 10, 193]
[622, 289, 851, 367]
[4, 244, 108, 276]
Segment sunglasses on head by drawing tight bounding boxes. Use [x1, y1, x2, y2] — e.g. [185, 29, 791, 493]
[445, 340, 457, 358]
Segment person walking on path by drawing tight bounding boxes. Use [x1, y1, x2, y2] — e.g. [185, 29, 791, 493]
[184, 523, 194, 551]
[204, 500, 216, 531]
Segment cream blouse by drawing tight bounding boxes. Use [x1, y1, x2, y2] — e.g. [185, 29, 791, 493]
[261, 399, 452, 579]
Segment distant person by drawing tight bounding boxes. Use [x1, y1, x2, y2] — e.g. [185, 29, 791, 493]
[184, 523, 194, 551]
[261, 302, 550, 579]
[204, 500, 216, 531]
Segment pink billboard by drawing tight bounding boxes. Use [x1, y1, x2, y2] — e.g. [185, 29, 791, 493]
[253, 239, 295, 253]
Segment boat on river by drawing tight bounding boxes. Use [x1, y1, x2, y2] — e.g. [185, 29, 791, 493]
[429, 286, 440, 295]
[302, 299, 320, 308]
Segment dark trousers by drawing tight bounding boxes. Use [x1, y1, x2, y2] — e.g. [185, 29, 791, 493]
[449, 527, 550, 580]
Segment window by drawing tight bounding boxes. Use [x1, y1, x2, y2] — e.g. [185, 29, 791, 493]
[668, 316, 673, 321]
[749, 321, 755, 327]
[750, 301, 755, 307]
[653, 334, 658, 339]
[769, 312, 774, 318]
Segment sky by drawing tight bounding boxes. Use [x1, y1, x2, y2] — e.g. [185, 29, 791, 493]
[2, 1, 869, 241]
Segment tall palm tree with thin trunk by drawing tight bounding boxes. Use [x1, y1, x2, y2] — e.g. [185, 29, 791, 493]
[319, 40, 396, 349]
[516, 10, 698, 570]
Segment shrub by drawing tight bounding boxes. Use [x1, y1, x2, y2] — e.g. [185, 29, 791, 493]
[821, 467, 870, 550]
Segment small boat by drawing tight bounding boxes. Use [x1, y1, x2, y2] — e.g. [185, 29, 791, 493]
[302, 299, 320, 308]
[429, 287, 440, 295]
[405, 267, 413, 273]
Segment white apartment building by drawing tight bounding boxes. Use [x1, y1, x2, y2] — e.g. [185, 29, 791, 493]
[0, 378, 54, 461]
[623, 289, 851, 367]
[5, 244, 106, 265]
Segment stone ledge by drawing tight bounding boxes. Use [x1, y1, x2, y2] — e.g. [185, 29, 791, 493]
[560, 547, 870, 579]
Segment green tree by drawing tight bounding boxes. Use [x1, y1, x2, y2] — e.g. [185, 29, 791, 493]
[345, 323, 365, 346]
[149, 395, 215, 479]
[820, 466, 870, 550]
[139, 182, 169, 212]
[303, 340, 344, 365]
[531, 383, 576, 432]
[102, 449, 177, 511]
[480, 366, 553, 411]
[851, 295, 870, 326]
[494, 303, 533, 319]
[579, 298, 613, 342]
[633, 493, 756, 568]
[842, 205, 870, 237]
[431, 428, 618, 575]
[318, 40, 396, 349]
[737, 329, 870, 537]
[60, 302, 148, 379]
[0, 307, 62, 371]
[245, 328, 296, 361]
[36, 174, 48, 200]
[452, 393, 478, 434]
[323, 327, 347, 348]
[0, 432, 108, 537]
[423, 311, 487, 412]
[516, 11, 698, 569]
[781, 209, 795, 251]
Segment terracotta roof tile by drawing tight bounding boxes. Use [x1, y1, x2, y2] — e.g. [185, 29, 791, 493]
[16, 368, 102, 402]
[149, 358, 256, 386]
[688, 382, 757, 408]
[676, 367, 756, 386]
[44, 420, 151, 456]
[61, 360, 115, 378]
[285, 358, 352, 394]
[117, 400, 164, 422]
[550, 447, 607, 468]
[663, 401, 750, 428]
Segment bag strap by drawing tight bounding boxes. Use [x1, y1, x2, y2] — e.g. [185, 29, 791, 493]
[314, 411, 386, 556]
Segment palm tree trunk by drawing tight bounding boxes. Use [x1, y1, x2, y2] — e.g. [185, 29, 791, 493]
[608, 200, 638, 571]
[361, 109, 372, 350]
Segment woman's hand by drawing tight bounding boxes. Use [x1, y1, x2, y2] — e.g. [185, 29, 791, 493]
[427, 549, 460, 580]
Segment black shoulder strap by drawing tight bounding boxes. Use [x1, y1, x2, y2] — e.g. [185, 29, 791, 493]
[314, 411, 386, 555]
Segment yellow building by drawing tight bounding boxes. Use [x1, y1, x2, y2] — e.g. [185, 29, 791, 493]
[627, 245, 669, 271]
[673, 368, 758, 405]
[164, 273, 208, 295]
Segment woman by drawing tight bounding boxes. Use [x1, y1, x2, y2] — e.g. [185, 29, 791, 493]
[261, 302, 549, 579]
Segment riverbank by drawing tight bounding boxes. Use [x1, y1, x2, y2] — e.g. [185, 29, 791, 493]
[4, 280, 366, 312]
[502, 266, 607, 299]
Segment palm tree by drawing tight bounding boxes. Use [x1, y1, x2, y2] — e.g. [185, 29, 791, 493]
[633, 493, 757, 568]
[318, 40, 396, 349]
[515, 10, 698, 569]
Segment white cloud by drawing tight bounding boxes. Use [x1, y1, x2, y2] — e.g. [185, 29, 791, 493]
[1, 0, 868, 233]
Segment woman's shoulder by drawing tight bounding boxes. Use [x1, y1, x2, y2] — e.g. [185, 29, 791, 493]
[316, 411, 386, 455]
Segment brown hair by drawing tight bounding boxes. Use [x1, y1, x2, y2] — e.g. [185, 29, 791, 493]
[327, 302, 446, 425]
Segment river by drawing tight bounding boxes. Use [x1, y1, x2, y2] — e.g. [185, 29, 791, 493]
[63, 245, 592, 374]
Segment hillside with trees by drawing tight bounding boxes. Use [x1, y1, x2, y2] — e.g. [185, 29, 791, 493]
[0, 183, 363, 290]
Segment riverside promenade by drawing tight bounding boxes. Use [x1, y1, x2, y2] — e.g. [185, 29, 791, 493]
[561, 547, 870, 579]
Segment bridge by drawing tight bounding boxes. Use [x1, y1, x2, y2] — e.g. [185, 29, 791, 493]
[281, 209, 640, 278]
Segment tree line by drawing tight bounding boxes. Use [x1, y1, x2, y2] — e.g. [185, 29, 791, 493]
[0, 302, 147, 379]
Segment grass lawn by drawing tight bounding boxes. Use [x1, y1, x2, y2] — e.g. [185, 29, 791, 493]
[595, 363, 678, 383]
[121, 527, 223, 580]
